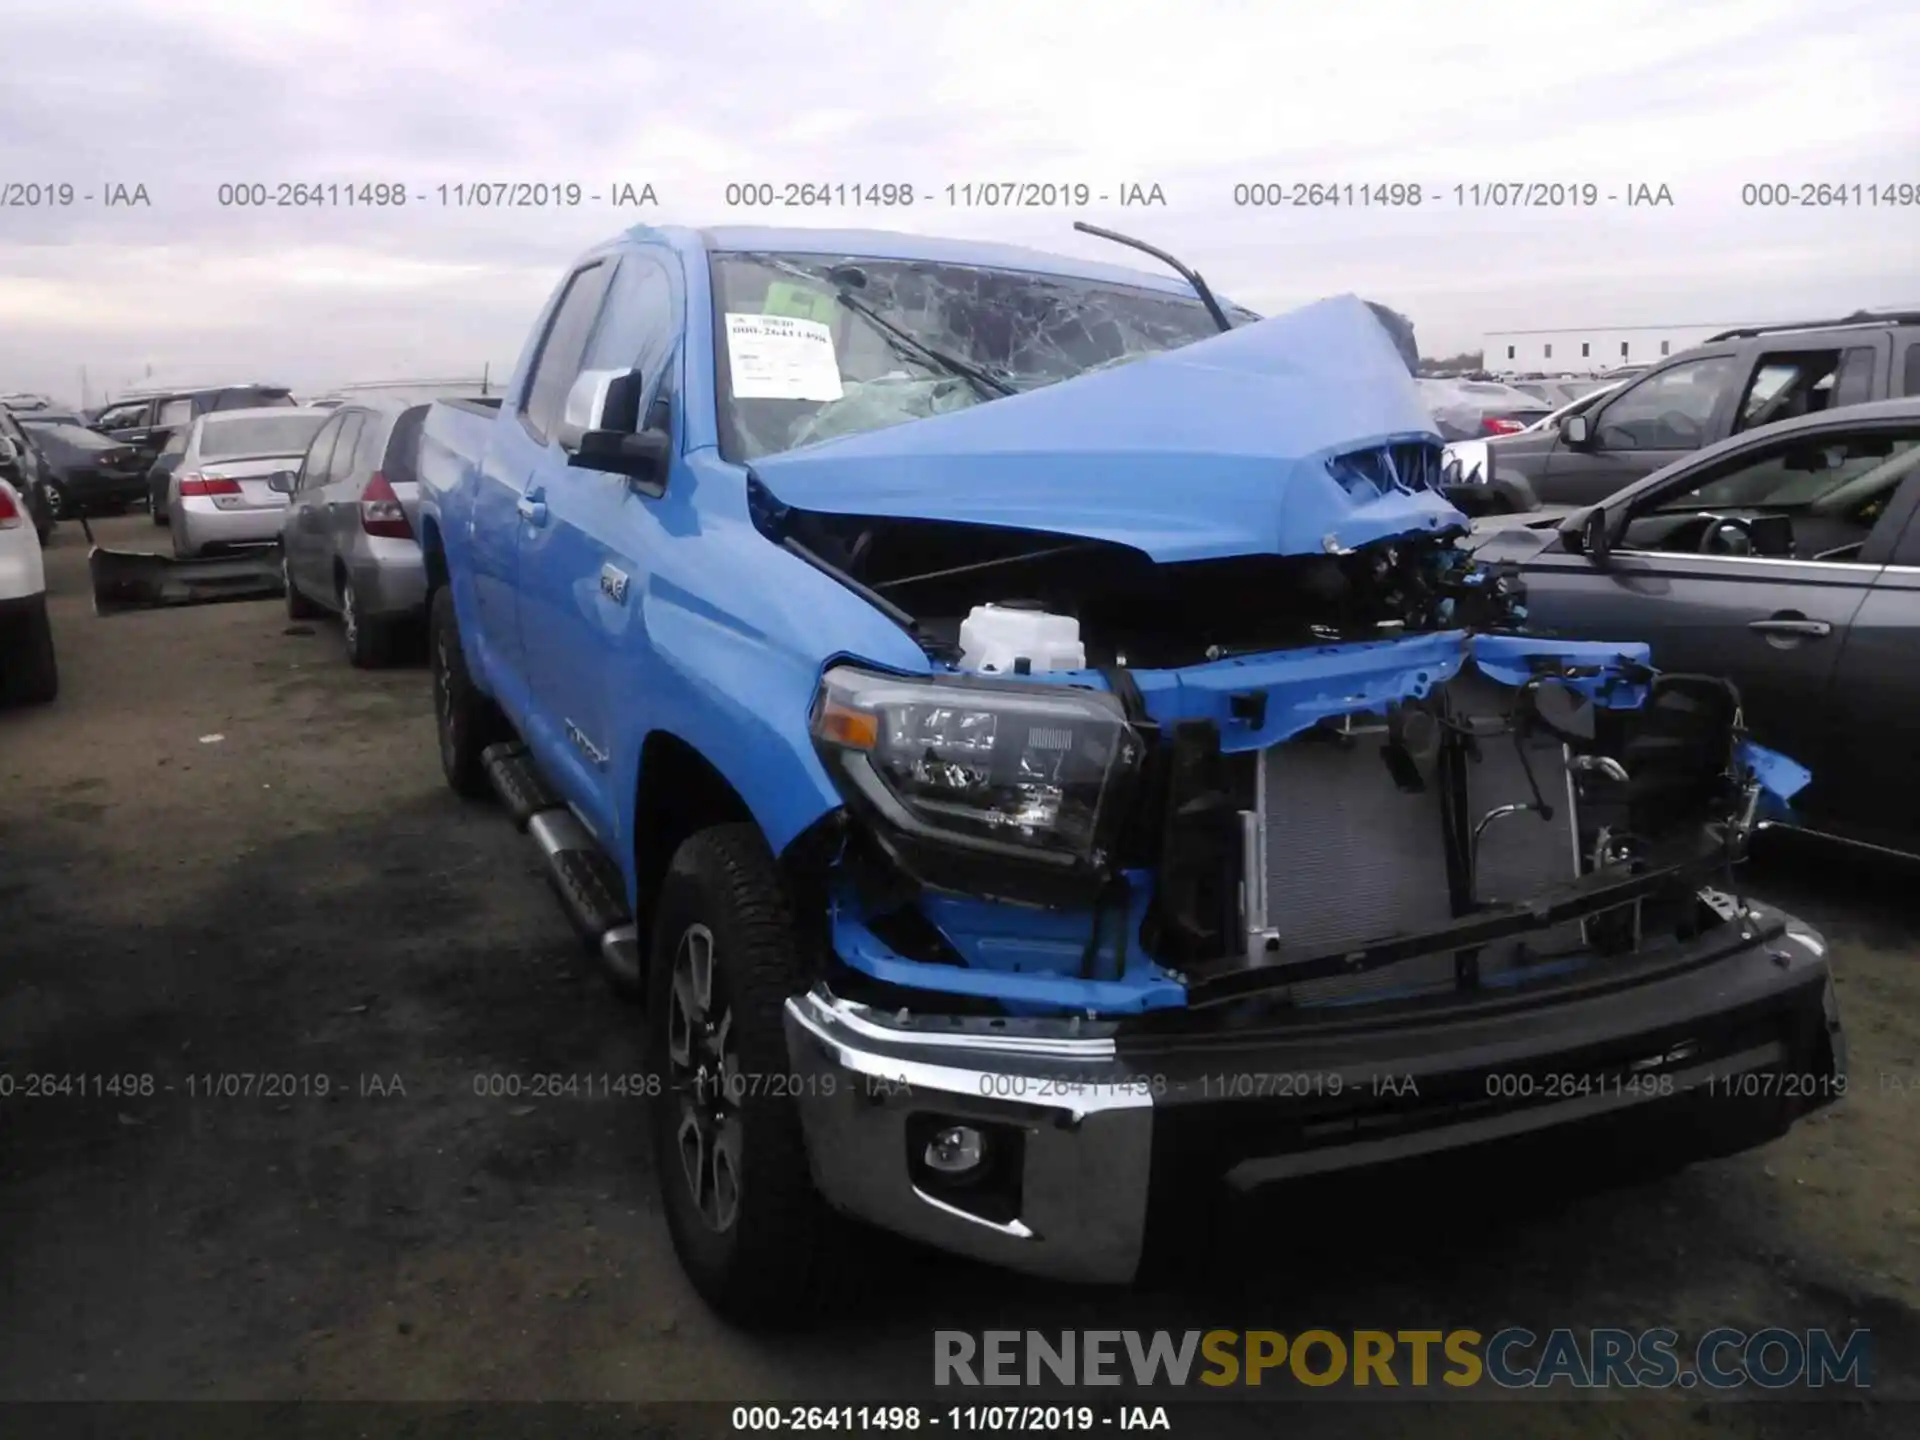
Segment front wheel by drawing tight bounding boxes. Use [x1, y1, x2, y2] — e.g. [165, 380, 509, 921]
[429, 585, 506, 798]
[647, 824, 846, 1328]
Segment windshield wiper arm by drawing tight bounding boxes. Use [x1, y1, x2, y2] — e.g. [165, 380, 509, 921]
[832, 290, 1016, 398]
[1072, 220, 1232, 333]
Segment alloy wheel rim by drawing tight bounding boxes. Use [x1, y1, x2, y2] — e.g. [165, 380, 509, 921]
[433, 633, 456, 748]
[666, 922, 741, 1233]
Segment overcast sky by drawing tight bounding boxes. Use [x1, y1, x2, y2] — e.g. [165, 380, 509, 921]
[2, 0, 1916, 401]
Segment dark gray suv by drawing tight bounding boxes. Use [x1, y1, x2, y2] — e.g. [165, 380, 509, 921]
[90, 384, 296, 476]
[1480, 313, 1920, 507]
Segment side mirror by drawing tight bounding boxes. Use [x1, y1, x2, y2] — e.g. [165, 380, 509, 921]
[267, 470, 297, 494]
[1560, 414, 1592, 448]
[555, 368, 642, 453]
[1579, 506, 1613, 567]
[569, 427, 671, 488]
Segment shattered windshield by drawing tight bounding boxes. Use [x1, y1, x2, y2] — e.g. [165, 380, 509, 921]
[709, 250, 1257, 461]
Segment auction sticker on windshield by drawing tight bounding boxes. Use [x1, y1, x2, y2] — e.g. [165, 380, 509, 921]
[725, 313, 844, 401]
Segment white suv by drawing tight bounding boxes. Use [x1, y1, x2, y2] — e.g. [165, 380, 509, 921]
[0, 467, 58, 704]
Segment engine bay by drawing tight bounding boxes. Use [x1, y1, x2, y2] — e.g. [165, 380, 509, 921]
[784, 508, 1528, 669]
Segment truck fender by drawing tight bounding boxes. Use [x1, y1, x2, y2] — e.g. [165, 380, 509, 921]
[613, 596, 845, 865]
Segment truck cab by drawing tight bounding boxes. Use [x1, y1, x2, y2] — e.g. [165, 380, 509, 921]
[413, 224, 1845, 1326]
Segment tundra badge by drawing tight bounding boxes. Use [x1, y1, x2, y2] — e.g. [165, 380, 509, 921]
[599, 564, 630, 603]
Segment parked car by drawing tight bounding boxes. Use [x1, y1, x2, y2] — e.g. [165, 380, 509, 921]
[0, 470, 57, 704]
[15, 411, 148, 518]
[92, 383, 297, 472]
[1509, 377, 1617, 408]
[278, 389, 489, 665]
[1480, 312, 1920, 507]
[0, 405, 57, 543]
[1471, 394, 1920, 857]
[167, 407, 330, 558]
[1444, 381, 1627, 487]
[412, 223, 1840, 1326]
[1416, 376, 1556, 439]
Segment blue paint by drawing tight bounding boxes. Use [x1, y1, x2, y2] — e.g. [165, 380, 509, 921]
[413, 222, 1810, 1019]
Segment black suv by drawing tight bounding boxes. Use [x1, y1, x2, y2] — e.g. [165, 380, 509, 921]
[1480, 312, 1920, 506]
[90, 384, 296, 474]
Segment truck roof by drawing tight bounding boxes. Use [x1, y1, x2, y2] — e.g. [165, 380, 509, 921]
[620, 223, 1207, 298]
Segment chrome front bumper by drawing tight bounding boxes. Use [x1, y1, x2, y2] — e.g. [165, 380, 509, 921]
[782, 990, 1153, 1284]
[782, 911, 1842, 1285]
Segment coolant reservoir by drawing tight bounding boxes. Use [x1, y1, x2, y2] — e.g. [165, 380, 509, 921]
[958, 603, 1085, 675]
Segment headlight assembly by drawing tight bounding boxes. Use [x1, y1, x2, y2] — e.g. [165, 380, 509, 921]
[810, 664, 1145, 879]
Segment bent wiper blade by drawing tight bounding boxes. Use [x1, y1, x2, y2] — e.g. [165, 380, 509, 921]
[1073, 220, 1232, 333]
[833, 290, 1016, 398]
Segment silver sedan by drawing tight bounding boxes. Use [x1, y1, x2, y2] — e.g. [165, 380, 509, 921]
[170, 407, 331, 558]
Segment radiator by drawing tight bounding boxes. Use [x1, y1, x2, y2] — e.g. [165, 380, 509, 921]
[1242, 676, 1581, 1002]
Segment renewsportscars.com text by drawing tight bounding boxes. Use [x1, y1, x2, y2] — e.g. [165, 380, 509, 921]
[934, 1328, 1872, 1390]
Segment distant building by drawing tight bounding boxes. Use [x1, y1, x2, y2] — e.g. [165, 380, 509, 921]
[1481, 323, 1751, 376]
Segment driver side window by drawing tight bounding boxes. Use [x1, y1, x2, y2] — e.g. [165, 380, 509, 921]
[1623, 428, 1920, 561]
[1593, 356, 1739, 450]
[1665, 437, 1915, 512]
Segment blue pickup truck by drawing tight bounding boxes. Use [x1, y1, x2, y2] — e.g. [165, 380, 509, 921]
[416, 223, 1846, 1325]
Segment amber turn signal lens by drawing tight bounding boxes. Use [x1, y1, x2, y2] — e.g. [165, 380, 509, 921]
[815, 696, 880, 750]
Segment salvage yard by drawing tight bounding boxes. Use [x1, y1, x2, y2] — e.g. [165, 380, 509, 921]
[3, 516, 1918, 1431]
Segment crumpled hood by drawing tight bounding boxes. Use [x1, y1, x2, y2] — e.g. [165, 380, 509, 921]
[747, 294, 1465, 563]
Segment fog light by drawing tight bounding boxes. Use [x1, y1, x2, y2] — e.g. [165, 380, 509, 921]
[924, 1125, 986, 1175]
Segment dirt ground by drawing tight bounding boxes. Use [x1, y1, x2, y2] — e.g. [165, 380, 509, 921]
[2, 515, 1917, 1436]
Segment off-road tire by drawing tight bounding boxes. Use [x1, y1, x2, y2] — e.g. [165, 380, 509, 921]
[340, 574, 391, 668]
[647, 824, 848, 1328]
[1, 595, 59, 705]
[430, 585, 506, 798]
[283, 552, 323, 619]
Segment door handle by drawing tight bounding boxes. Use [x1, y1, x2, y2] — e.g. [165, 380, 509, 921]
[1747, 617, 1830, 637]
[516, 491, 548, 526]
